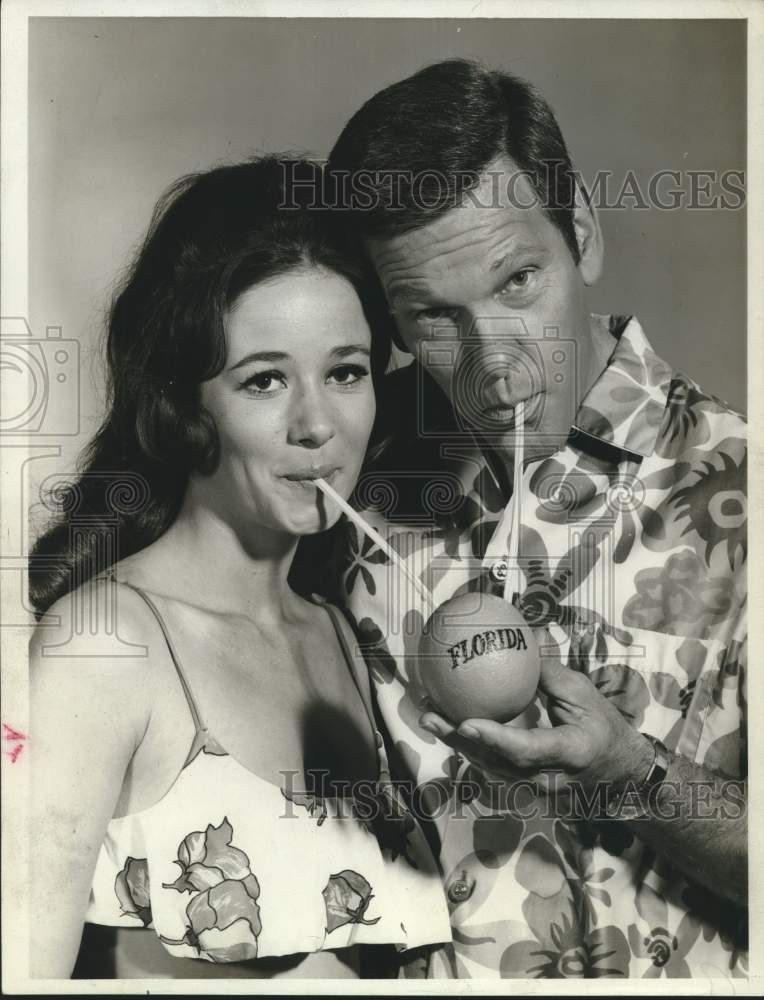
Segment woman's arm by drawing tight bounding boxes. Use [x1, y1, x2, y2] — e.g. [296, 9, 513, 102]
[29, 584, 153, 978]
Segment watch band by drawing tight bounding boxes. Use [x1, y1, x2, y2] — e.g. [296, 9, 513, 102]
[640, 733, 671, 792]
[606, 733, 671, 820]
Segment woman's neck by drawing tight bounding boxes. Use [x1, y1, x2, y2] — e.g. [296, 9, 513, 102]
[130, 491, 303, 624]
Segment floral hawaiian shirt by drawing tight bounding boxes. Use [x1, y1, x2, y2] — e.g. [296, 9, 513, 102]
[339, 315, 747, 980]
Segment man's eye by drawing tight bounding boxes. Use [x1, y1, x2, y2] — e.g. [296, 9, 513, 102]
[240, 370, 286, 395]
[416, 306, 459, 324]
[492, 268, 540, 306]
[506, 268, 537, 291]
[328, 364, 370, 386]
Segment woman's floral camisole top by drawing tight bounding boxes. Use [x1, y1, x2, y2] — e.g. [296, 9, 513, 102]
[85, 578, 451, 965]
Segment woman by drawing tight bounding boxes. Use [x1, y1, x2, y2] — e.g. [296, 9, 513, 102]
[28, 157, 451, 979]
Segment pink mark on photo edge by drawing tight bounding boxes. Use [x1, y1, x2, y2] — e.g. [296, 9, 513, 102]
[2, 722, 28, 763]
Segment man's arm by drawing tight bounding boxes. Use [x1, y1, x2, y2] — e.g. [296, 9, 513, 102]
[420, 654, 747, 907]
[620, 752, 746, 904]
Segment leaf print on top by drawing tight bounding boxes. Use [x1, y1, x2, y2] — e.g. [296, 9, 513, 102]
[280, 785, 328, 825]
[356, 617, 398, 685]
[578, 331, 673, 453]
[323, 869, 381, 933]
[623, 550, 734, 637]
[499, 834, 631, 978]
[627, 882, 702, 977]
[681, 881, 748, 971]
[160, 817, 261, 962]
[115, 856, 152, 927]
[358, 783, 420, 867]
[671, 446, 746, 571]
[344, 531, 389, 597]
[183, 732, 229, 769]
[658, 379, 714, 455]
[281, 773, 419, 867]
[587, 663, 650, 729]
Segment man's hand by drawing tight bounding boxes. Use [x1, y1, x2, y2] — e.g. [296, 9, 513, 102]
[420, 654, 654, 795]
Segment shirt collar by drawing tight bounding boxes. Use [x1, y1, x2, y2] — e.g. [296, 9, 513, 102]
[570, 314, 674, 460]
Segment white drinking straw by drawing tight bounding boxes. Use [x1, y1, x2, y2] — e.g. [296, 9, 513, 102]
[505, 400, 524, 603]
[314, 477, 434, 615]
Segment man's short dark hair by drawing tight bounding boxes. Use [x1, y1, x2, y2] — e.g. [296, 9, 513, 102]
[328, 58, 580, 261]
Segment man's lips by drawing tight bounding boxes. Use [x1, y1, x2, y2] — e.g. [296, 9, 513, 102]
[481, 393, 543, 424]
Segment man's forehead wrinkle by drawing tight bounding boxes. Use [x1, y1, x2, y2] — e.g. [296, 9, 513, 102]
[376, 199, 512, 260]
[378, 211, 534, 301]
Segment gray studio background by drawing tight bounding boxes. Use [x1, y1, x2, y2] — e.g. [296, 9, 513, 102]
[28, 17, 746, 521]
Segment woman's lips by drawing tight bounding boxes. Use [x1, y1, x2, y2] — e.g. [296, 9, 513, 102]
[281, 466, 340, 488]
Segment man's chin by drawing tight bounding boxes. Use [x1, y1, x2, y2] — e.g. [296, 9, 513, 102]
[489, 424, 567, 465]
[466, 392, 546, 435]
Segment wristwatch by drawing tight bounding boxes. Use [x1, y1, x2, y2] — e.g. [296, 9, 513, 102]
[640, 733, 671, 793]
[607, 733, 671, 819]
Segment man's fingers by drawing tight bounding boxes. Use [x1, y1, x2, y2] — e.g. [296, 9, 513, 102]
[419, 710, 456, 739]
[419, 712, 531, 773]
[457, 719, 567, 768]
[537, 655, 577, 694]
[418, 711, 483, 756]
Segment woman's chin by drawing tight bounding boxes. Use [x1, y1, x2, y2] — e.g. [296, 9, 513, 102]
[282, 508, 342, 537]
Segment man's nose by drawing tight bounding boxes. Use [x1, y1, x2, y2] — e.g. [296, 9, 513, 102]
[461, 310, 531, 348]
[456, 313, 526, 376]
[453, 312, 537, 410]
[287, 387, 336, 449]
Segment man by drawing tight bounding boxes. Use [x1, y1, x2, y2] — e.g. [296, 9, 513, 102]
[327, 59, 747, 979]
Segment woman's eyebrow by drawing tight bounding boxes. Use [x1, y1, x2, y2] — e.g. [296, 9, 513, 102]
[330, 344, 371, 359]
[228, 345, 370, 372]
[228, 350, 291, 372]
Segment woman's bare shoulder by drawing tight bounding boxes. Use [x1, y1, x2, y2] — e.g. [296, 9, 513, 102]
[29, 573, 171, 730]
[32, 572, 162, 652]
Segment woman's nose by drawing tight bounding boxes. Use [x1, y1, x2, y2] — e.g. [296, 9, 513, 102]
[287, 390, 336, 449]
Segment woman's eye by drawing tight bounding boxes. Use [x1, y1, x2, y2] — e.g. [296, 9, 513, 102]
[240, 370, 286, 395]
[328, 364, 369, 386]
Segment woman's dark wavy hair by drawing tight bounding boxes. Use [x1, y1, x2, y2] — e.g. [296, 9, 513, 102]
[29, 156, 393, 616]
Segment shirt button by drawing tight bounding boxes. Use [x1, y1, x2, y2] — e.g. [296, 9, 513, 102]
[489, 556, 509, 583]
[447, 877, 474, 904]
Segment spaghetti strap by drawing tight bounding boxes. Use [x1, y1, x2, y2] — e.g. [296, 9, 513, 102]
[311, 596, 380, 744]
[107, 575, 207, 738]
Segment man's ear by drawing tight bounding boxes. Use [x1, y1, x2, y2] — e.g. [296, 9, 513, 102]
[572, 182, 604, 286]
[364, 234, 412, 354]
[391, 324, 410, 354]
